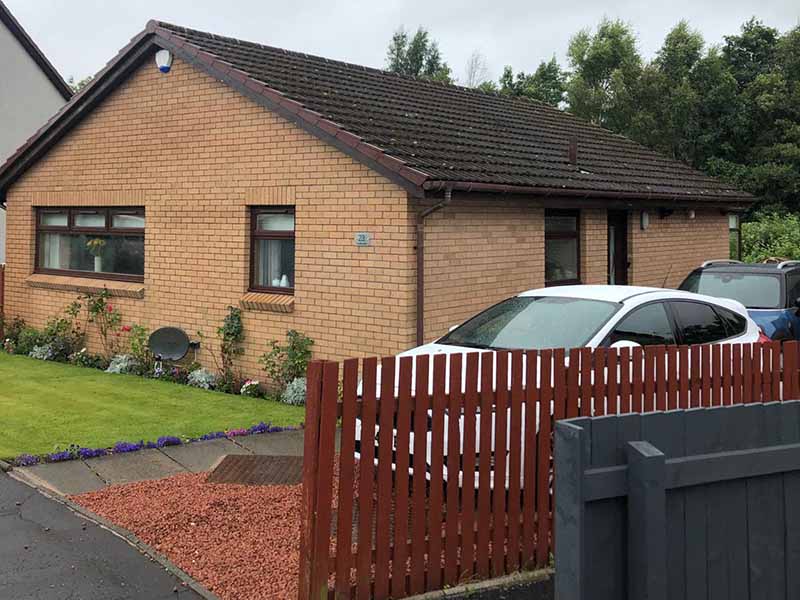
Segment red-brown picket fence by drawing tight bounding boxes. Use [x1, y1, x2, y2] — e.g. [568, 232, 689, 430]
[298, 341, 800, 600]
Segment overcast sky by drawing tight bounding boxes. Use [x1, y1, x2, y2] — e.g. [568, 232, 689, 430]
[6, 0, 800, 85]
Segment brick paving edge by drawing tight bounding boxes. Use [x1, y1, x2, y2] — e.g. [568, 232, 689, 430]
[403, 568, 554, 599]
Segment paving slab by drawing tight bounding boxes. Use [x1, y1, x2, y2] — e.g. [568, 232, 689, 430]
[160, 438, 251, 472]
[233, 429, 307, 455]
[13, 460, 107, 496]
[85, 448, 186, 485]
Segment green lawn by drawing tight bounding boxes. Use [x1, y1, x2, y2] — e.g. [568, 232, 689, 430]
[0, 354, 305, 458]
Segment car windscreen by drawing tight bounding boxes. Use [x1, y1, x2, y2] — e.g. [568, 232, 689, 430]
[679, 271, 782, 309]
[438, 296, 619, 351]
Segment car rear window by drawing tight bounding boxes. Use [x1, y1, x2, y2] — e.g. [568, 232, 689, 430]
[679, 271, 782, 309]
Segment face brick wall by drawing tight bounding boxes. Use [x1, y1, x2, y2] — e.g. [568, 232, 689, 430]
[5, 55, 417, 375]
[629, 210, 729, 288]
[421, 197, 545, 342]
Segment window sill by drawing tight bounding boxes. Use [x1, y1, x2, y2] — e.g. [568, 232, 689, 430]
[25, 273, 145, 299]
[239, 292, 295, 313]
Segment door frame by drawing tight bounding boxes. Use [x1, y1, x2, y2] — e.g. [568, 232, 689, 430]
[607, 210, 629, 285]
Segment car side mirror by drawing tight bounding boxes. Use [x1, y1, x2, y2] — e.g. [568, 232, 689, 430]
[609, 340, 642, 351]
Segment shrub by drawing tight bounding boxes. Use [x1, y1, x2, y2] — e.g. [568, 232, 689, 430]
[281, 376, 307, 406]
[127, 324, 154, 375]
[1, 316, 26, 345]
[29, 344, 55, 361]
[83, 290, 122, 357]
[15, 327, 44, 356]
[213, 307, 245, 393]
[742, 212, 800, 263]
[41, 303, 84, 362]
[187, 367, 217, 390]
[106, 354, 138, 374]
[240, 379, 262, 398]
[260, 330, 314, 392]
[69, 348, 109, 370]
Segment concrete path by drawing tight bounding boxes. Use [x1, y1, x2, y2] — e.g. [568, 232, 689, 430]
[12, 429, 306, 497]
[0, 472, 202, 600]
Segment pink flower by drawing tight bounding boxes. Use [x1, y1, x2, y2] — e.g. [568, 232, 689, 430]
[107, 304, 114, 312]
[121, 325, 132, 333]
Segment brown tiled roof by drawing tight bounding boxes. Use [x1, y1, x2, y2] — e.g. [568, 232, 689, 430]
[0, 20, 753, 206]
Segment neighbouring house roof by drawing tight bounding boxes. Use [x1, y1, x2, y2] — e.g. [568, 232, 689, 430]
[0, 1, 72, 101]
[0, 20, 753, 207]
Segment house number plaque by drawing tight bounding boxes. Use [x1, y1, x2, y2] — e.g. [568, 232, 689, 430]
[354, 232, 372, 246]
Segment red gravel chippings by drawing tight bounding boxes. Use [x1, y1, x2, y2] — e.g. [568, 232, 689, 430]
[72, 472, 303, 599]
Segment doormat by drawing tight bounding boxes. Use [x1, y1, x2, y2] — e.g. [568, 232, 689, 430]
[206, 455, 303, 485]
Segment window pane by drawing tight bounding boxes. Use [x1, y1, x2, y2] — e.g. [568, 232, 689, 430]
[545, 238, 578, 282]
[256, 213, 294, 232]
[439, 296, 618, 351]
[38, 233, 144, 276]
[255, 238, 295, 288]
[788, 275, 800, 306]
[75, 212, 106, 228]
[41, 212, 67, 226]
[112, 213, 145, 229]
[545, 215, 577, 233]
[671, 301, 728, 345]
[729, 231, 741, 260]
[609, 303, 675, 346]
[680, 272, 781, 309]
[717, 307, 747, 337]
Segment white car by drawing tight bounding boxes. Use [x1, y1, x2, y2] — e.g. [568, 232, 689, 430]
[355, 285, 763, 484]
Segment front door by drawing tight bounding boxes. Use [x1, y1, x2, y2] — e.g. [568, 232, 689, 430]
[608, 211, 629, 285]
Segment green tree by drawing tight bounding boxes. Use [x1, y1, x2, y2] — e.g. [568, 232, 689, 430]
[386, 27, 453, 83]
[722, 18, 780, 88]
[565, 18, 643, 129]
[67, 75, 93, 93]
[496, 58, 566, 106]
[625, 21, 704, 162]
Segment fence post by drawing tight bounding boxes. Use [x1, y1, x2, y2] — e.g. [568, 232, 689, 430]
[298, 360, 325, 600]
[554, 420, 587, 600]
[626, 441, 667, 600]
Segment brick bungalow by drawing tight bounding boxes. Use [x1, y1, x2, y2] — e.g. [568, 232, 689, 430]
[0, 21, 753, 373]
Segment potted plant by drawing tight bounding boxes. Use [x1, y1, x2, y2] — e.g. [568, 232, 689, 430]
[86, 238, 106, 273]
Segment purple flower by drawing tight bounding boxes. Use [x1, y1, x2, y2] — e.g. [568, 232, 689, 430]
[77, 447, 107, 459]
[156, 436, 182, 448]
[14, 454, 40, 467]
[47, 450, 74, 462]
[248, 422, 288, 435]
[200, 431, 227, 441]
[226, 428, 249, 437]
[113, 441, 143, 453]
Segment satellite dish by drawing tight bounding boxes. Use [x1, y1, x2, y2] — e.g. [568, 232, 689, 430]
[148, 327, 190, 361]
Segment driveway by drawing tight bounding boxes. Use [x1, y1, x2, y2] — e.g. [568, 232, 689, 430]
[0, 472, 203, 600]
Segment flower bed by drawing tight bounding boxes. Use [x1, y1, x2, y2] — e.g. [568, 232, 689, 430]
[12, 422, 299, 468]
[2, 294, 314, 406]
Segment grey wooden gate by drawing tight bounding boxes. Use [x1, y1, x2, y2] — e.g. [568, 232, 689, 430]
[554, 401, 800, 600]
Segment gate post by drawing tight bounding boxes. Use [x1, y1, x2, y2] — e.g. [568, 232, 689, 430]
[554, 420, 588, 600]
[298, 360, 325, 600]
[626, 441, 667, 600]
